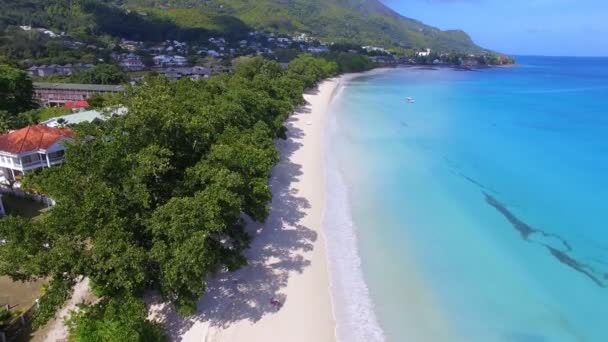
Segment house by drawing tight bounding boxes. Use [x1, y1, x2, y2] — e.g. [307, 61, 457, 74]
[120, 39, 142, 52]
[150, 44, 166, 54]
[172, 56, 188, 66]
[417, 48, 431, 57]
[153, 55, 188, 67]
[206, 50, 221, 58]
[27, 64, 92, 78]
[0, 125, 74, 186]
[159, 66, 212, 81]
[37, 28, 59, 38]
[153, 55, 169, 66]
[118, 54, 146, 71]
[363, 46, 389, 54]
[369, 56, 396, 64]
[307, 46, 329, 54]
[27, 65, 55, 77]
[209, 37, 226, 46]
[33, 83, 125, 107]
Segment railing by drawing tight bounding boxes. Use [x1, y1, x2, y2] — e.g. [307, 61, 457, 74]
[48, 156, 64, 163]
[20, 160, 44, 168]
[0, 156, 65, 174]
[0, 160, 15, 168]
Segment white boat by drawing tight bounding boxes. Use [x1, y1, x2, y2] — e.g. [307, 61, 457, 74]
[406, 97, 415, 103]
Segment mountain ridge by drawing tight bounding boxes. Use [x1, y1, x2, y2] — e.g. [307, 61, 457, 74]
[124, 0, 485, 52]
[0, 0, 488, 53]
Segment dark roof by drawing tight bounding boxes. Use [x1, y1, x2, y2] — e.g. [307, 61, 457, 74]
[33, 83, 125, 92]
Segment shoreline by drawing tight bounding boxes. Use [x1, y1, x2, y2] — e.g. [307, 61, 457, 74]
[148, 74, 348, 342]
[148, 69, 389, 342]
[321, 70, 388, 342]
[203, 75, 344, 341]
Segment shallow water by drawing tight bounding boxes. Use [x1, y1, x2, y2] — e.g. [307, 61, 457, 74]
[324, 57, 608, 341]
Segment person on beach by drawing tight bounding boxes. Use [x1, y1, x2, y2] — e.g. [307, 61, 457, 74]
[270, 298, 283, 310]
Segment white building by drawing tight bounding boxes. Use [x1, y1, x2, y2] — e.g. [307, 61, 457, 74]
[307, 46, 329, 54]
[118, 53, 145, 71]
[417, 48, 431, 57]
[0, 125, 74, 186]
[153, 55, 188, 67]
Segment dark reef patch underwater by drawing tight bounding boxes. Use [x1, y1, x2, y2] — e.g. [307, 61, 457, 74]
[482, 191, 607, 288]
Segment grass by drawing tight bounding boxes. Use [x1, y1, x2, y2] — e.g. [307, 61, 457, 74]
[36, 107, 72, 122]
[2, 194, 48, 218]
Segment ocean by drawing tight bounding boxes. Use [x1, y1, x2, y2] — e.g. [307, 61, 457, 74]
[323, 57, 608, 342]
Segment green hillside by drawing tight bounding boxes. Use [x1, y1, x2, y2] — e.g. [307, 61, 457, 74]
[127, 0, 484, 51]
[1, 0, 485, 53]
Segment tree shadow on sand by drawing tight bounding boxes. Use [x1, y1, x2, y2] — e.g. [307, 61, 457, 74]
[149, 101, 319, 341]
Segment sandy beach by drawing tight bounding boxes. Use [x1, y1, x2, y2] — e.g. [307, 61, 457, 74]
[148, 77, 345, 342]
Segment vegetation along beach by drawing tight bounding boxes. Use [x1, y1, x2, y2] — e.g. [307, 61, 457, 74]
[1, 0, 607, 341]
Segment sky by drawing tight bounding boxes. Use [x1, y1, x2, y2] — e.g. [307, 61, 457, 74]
[382, 0, 608, 56]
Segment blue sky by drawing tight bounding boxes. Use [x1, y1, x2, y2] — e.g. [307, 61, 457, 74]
[382, 0, 608, 56]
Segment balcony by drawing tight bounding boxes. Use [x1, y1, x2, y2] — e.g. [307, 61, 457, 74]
[20, 159, 45, 169]
[48, 155, 65, 164]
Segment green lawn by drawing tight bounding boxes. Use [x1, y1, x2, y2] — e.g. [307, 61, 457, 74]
[2, 194, 48, 218]
[36, 107, 72, 122]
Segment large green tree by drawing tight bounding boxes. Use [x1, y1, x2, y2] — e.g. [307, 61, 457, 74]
[71, 64, 128, 85]
[287, 54, 338, 89]
[0, 64, 36, 114]
[67, 296, 166, 342]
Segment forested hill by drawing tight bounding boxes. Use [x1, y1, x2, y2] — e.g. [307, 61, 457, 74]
[126, 0, 484, 51]
[1, 0, 485, 52]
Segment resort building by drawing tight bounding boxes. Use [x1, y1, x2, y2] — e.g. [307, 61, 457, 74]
[0, 125, 74, 185]
[118, 54, 146, 71]
[417, 48, 431, 57]
[33, 83, 125, 107]
[152, 55, 188, 67]
[27, 63, 93, 78]
[159, 66, 212, 81]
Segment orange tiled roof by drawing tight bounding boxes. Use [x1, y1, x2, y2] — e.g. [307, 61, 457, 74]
[0, 125, 74, 154]
[64, 101, 89, 109]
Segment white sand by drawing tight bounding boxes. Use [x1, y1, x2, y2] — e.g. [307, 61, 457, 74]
[37, 277, 91, 342]
[150, 77, 344, 342]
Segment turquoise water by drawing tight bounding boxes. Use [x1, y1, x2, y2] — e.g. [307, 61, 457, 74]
[325, 57, 608, 341]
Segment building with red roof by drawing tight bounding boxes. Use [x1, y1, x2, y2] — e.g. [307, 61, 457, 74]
[63, 100, 89, 109]
[0, 125, 74, 184]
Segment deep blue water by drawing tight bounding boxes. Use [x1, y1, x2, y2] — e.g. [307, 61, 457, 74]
[326, 57, 608, 341]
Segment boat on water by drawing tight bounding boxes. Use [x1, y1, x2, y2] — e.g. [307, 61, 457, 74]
[406, 96, 415, 103]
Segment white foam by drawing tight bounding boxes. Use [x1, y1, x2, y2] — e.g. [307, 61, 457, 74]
[321, 88, 385, 342]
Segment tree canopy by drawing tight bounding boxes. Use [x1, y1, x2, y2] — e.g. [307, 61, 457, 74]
[71, 64, 128, 85]
[67, 296, 165, 342]
[0, 64, 36, 114]
[0, 56, 337, 331]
